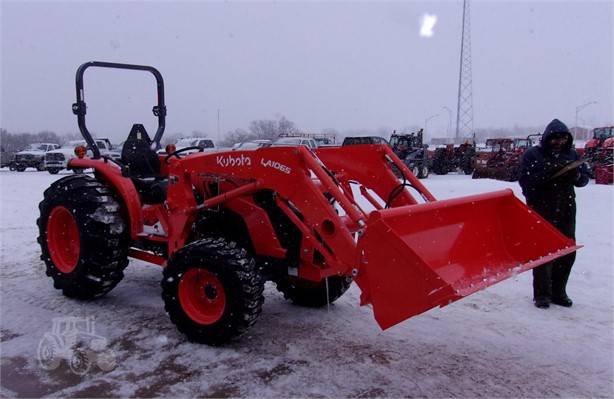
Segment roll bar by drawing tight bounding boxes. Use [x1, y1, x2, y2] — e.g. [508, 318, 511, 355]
[72, 61, 166, 158]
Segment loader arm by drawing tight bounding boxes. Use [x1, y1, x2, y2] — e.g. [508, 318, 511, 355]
[166, 147, 364, 274]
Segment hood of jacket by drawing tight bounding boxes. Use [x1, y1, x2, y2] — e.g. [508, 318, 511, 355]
[540, 118, 573, 152]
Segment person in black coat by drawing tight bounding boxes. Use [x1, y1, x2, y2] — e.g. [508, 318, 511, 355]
[518, 118, 590, 309]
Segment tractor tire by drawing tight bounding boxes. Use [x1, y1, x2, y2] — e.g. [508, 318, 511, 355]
[419, 165, 429, 179]
[47, 168, 61, 175]
[410, 165, 420, 177]
[15, 165, 26, 172]
[70, 349, 92, 375]
[161, 237, 264, 346]
[37, 175, 130, 299]
[37, 335, 61, 370]
[274, 275, 352, 308]
[460, 156, 474, 175]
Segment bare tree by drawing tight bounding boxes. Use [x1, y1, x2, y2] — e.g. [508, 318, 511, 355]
[220, 115, 300, 147]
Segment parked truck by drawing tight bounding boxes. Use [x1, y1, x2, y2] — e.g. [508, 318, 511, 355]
[13, 143, 60, 172]
[37, 62, 579, 345]
[44, 138, 119, 174]
[1, 146, 16, 170]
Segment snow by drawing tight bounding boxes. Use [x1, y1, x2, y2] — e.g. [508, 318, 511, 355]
[1, 168, 612, 398]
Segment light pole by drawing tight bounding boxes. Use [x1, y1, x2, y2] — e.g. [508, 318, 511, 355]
[424, 114, 439, 139]
[575, 101, 597, 140]
[442, 107, 452, 139]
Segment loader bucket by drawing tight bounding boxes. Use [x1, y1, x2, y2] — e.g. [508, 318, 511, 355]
[356, 189, 580, 330]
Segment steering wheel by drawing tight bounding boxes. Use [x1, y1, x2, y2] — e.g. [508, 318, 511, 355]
[164, 146, 204, 164]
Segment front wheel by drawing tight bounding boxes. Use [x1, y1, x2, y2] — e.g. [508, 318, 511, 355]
[161, 238, 264, 346]
[37, 175, 130, 299]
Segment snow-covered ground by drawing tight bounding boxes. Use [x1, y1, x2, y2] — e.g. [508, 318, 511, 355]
[0, 168, 612, 398]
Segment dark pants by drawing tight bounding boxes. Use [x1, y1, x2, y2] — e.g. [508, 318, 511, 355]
[533, 251, 576, 300]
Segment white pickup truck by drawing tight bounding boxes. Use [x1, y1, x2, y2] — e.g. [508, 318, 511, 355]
[44, 139, 120, 174]
[13, 143, 60, 172]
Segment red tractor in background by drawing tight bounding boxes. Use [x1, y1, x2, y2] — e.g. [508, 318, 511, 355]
[583, 126, 614, 179]
[471, 135, 539, 181]
[430, 140, 476, 175]
[37, 62, 579, 345]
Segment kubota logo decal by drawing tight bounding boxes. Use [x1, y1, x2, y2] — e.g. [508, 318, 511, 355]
[216, 154, 252, 167]
[261, 159, 292, 174]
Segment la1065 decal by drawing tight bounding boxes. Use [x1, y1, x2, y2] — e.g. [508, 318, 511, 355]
[261, 159, 292, 174]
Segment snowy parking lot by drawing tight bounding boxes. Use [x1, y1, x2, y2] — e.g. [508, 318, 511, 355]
[1, 169, 612, 398]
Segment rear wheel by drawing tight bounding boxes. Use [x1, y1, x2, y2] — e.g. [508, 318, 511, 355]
[37, 336, 61, 370]
[15, 165, 26, 172]
[274, 275, 352, 308]
[70, 349, 92, 375]
[37, 175, 130, 299]
[161, 238, 264, 345]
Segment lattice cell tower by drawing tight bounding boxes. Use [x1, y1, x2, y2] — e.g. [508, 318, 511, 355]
[455, 0, 474, 141]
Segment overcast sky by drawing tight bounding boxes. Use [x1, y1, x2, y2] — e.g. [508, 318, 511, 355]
[1, 0, 613, 144]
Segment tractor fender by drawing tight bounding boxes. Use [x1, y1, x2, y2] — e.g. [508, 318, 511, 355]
[69, 157, 144, 239]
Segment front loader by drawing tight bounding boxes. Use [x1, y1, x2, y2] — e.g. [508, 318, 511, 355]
[38, 62, 580, 345]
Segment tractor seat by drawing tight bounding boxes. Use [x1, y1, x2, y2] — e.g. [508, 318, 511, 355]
[121, 124, 167, 204]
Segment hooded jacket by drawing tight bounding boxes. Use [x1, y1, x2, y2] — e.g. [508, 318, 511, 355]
[518, 119, 590, 238]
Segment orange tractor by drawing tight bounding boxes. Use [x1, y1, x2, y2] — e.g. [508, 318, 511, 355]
[38, 62, 579, 345]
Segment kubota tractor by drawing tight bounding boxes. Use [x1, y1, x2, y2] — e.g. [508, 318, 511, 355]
[38, 62, 580, 345]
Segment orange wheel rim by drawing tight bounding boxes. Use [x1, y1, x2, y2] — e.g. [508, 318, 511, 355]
[47, 206, 80, 273]
[178, 268, 226, 324]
